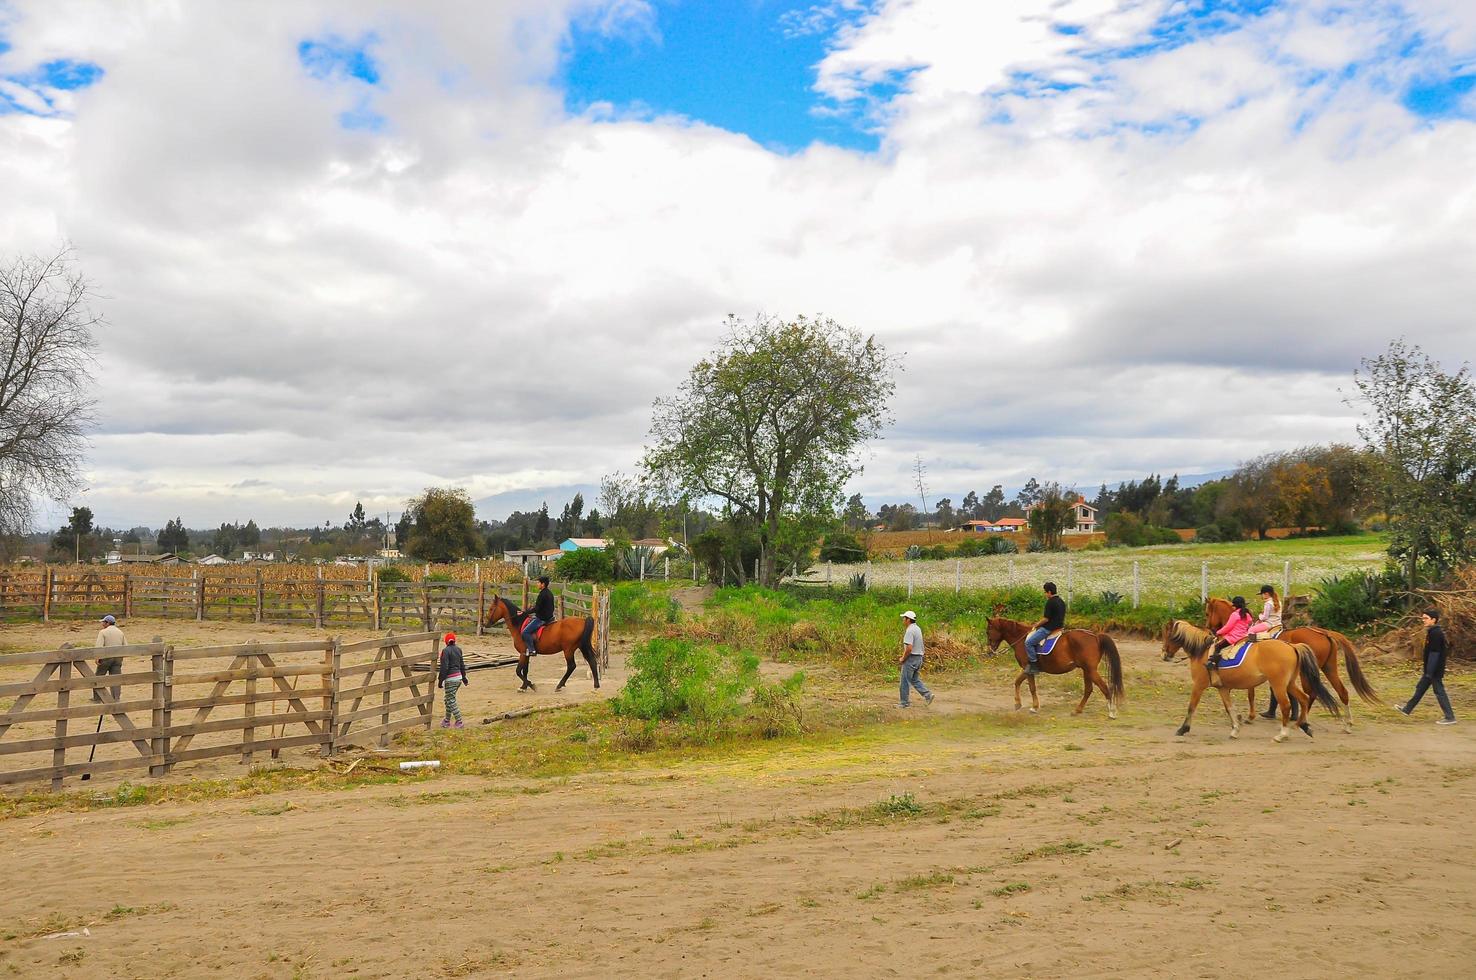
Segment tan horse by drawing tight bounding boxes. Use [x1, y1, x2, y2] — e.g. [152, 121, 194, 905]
[986, 612, 1124, 719]
[1161, 621, 1340, 742]
[482, 594, 600, 693]
[1205, 597, 1379, 728]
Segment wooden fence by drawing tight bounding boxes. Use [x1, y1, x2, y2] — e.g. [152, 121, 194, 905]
[0, 632, 439, 790]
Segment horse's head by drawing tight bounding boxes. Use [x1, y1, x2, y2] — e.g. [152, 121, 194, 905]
[1161, 620, 1182, 662]
[483, 595, 516, 629]
[1204, 596, 1232, 632]
[986, 617, 1005, 650]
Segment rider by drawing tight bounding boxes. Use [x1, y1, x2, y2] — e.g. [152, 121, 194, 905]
[1207, 595, 1253, 686]
[521, 575, 556, 652]
[1248, 584, 1282, 638]
[1024, 582, 1066, 676]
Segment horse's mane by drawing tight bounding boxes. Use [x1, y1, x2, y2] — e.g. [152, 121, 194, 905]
[496, 594, 525, 624]
[1171, 620, 1214, 658]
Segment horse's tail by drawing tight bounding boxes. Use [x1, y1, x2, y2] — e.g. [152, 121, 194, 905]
[578, 616, 595, 657]
[1295, 643, 1340, 716]
[1098, 633, 1125, 701]
[1331, 630, 1381, 705]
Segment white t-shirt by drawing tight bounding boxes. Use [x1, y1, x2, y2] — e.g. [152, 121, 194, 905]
[95, 624, 126, 648]
[903, 622, 924, 658]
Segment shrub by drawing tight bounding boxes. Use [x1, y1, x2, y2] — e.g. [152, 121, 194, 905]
[1098, 590, 1124, 607]
[1104, 512, 1181, 547]
[608, 583, 680, 627]
[1026, 538, 1048, 553]
[612, 637, 760, 733]
[1308, 571, 1383, 632]
[375, 565, 411, 583]
[557, 548, 612, 582]
[1195, 524, 1223, 543]
[750, 672, 807, 738]
[904, 545, 923, 560]
[847, 572, 868, 594]
[819, 533, 866, 563]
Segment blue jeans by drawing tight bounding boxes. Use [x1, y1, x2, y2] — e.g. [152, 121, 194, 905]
[900, 655, 930, 706]
[1406, 673, 1454, 720]
[1024, 627, 1050, 662]
[521, 616, 543, 651]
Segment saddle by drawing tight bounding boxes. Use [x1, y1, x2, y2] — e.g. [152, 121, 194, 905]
[1251, 626, 1284, 641]
[1037, 629, 1065, 656]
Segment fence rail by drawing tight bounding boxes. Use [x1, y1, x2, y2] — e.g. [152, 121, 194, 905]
[0, 632, 440, 790]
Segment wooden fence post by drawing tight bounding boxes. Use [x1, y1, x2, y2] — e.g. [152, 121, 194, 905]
[52, 649, 71, 791]
[322, 640, 335, 757]
[379, 642, 392, 748]
[327, 637, 343, 756]
[42, 566, 52, 622]
[124, 570, 133, 620]
[955, 559, 961, 594]
[477, 579, 486, 635]
[1133, 562, 1141, 609]
[1283, 560, 1291, 601]
[522, 577, 530, 609]
[255, 569, 264, 624]
[1200, 561, 1208, 604]
[195, 571, 204, 621]
[372, 570, 381, 631]
[151, 636, 169, 777]
[315, 567, 325, 630]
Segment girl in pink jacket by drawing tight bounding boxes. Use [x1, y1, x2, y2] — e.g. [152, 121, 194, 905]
[1207, 596, 1253, 684]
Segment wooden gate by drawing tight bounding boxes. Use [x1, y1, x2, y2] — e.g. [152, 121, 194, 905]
[332, 632, 438, 750]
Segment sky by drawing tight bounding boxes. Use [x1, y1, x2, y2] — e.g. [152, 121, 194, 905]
[2, 0, 1474, 530]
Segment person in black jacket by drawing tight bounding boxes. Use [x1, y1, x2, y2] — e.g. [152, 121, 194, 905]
[1024, 582, 1066, 676]
[521, 575, 556, 652]
[1397, 609, 1456, 725]
[438, 632, 469, 729]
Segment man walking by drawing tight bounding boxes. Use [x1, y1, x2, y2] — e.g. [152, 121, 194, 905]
[94, 613, 126, 704]
[1024, 582, 1066, 676]
[898, 610, 933, 709]
[1397, 609, 1456, 725]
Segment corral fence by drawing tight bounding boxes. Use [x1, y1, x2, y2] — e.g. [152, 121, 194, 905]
[791, 551, 1386, 608]
[2, 568, 609, 648]
[0, 632, 442, 791]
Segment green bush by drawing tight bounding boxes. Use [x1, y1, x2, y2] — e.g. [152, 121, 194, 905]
[1195, 524, 1223, 543]
[750, 672, 807, 738]
[608, 583, 679, 627]
[1309, 570, 1396, 632]
[375, 566, 411, 583]
[1104, 512, 1181, 548]
[612, 637, 760, 732]
[556, 548, 612, 582]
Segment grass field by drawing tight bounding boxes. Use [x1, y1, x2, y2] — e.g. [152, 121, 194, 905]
[803, 534, 1387, 605]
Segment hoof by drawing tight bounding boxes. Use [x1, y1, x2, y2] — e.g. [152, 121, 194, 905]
[1229, 729, 1239, 740]
[1175, 725, 1190, 737]
[1273, 732, 1288, 743]
[1300, 723, 1313, 738]
[1108, 710, 1117, 721]
[1029, 707, 1038, 715]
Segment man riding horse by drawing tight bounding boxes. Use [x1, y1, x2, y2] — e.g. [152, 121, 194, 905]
[522, 575, 555, 651]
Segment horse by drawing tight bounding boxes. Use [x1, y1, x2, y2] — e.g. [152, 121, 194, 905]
[1160, 620, 1341, 742]
[482, 594, 600, 693]
[985, 610, 1124, 719]
[1205, 597, 1379, 727]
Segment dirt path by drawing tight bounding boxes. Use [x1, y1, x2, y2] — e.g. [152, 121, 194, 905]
[1, 637, 1473, 978]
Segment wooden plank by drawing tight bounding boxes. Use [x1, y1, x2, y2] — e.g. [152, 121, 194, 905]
[336, 652, 434, 678]
[169, 639, 333, 660]
[51, 659, 69, 789]
[0, 669, 161, 699]
[171, 664, 328, 686]
[335, 713, 429, 748]
[0, 697, 156, 727]
[0, 725, 166, 756]
[0, 753, 161, 787]
[73, 661, 158, 759]
[170, 687, 332, 711]
[167, 732, 326, 766]
[337, 631, 439, 654]
[166, 710, 331, 739]
[0, 643, 166, 668]
[334, 692, 432, 726]
[0, 661, 57, 739]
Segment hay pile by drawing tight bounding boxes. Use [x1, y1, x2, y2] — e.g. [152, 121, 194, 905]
[1367, 565, 1476, 663]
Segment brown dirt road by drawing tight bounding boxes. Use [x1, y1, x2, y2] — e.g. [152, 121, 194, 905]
[1, 630, 1473, 978]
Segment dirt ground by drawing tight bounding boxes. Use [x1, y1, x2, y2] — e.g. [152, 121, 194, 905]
[1, 620, 1474, 978]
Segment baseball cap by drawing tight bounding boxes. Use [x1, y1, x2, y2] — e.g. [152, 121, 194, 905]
[444, 632, 456, 644]
[901, 610, 916, 621]
[101, 614, 116, 624]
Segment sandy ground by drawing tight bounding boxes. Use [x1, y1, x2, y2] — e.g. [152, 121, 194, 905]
[1, 622, 1474, 978]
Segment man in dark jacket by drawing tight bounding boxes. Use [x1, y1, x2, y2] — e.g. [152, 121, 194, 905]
[1397, 609, 1456, 725]
[522, 576, 556, 652]
[1023, 582, 1066, 676]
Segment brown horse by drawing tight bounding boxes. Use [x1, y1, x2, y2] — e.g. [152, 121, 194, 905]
[985, 612, 1124, 718]
[1205, 597, 1379, 728]
[1161, 621, 1340, 742]
[482, 594, 599, 693]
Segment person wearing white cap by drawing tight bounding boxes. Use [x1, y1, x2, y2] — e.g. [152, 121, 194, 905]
[94, 614, 126, 703]
[897, 610, 933, 709]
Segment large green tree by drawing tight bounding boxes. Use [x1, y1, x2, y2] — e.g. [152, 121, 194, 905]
[644, 315, 897, 587]
[402, 487, 482, 562]
[1352, 339, 1476, 588]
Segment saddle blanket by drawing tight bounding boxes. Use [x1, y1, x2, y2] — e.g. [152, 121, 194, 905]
[1037, 630, 1064, 656]
[1219, 641, 1254, 669]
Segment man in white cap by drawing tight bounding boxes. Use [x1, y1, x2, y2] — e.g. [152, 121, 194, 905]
[94, 614, 126, 703]
[898, 610, 933, 709]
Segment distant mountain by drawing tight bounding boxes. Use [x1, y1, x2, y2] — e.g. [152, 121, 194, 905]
[474, 484, 600, 523]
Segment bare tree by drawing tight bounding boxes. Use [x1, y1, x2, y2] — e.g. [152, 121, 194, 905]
[913, 454, 929, 515]
[0, 248, 99, 543]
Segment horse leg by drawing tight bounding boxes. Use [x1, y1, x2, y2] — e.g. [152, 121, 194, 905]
[1028, 673, 1040, 714]
[1293, 681, 1316, 739]
[518, 653, 536, 692]
[1272, 675, 1293, 743]
[1014, 669, 1026, 711]
[1083, 662, 1115, 720]
[555, 651, 577, 692]
[1244, 688, 1256, 725]
[583, 649, 601, 689]
[1322, 652, 1353, 733]
[1176, 681, 1207, 737]
[1073, 669, 1092, 715]
[1216, 687, 1240, 739]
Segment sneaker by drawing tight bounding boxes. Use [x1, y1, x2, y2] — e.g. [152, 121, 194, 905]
[1437, 717, 1457, 726]
[897, 703, 910, 709]
[1395, 705, 1412, 717]
[454, 720, 466, 729]
[440, 718, 451, 728]
[924, 692, 934, 705]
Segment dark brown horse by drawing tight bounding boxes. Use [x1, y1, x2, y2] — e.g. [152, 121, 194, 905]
[1205, 597, 1379, 729]
[482, 594, 599, 693]
[1161, 621, 1340, 742]
[985, 611, 1124, 718]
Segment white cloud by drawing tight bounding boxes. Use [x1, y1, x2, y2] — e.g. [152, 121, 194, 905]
[2, 0, 1474, 528]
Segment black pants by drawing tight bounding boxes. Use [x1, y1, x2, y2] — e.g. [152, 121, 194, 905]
[94, 659, 123, 704]
[1406, 673, 1454, 720]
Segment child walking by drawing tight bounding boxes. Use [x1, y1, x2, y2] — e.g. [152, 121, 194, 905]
[1397, 610, 1456, 725]
[438, 632, 469, 729]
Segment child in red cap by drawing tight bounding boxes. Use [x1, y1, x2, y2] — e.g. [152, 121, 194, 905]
[438, 632, 469, 728]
